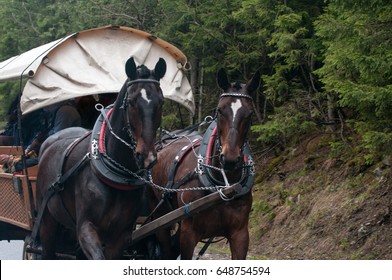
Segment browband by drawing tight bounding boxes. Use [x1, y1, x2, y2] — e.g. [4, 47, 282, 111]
[127, 79, 160, 86]
[220, 93, 253, 101]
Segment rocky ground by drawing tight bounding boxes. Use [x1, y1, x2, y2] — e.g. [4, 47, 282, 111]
[247, 134, 392, 260]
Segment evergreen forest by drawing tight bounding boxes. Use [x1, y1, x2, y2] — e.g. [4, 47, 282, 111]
[1, 0, 391, 259]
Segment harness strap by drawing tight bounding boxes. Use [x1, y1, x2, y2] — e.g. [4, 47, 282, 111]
[29, 152, 90, 246]
[165, 139, 201, 189]
[143, 169, 197, 226]
[143, 141, 200, 224]
[29, 133, 91, 247]
[196, 237, 214, 260]
[28, 181, 58, 247]
[170, 170, 196, 191]
[59, 139, 91, 183]
[141, 196, 166, 226]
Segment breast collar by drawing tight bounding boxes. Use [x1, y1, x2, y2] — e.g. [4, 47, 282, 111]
[196, 120, 255, 197]
[90, 106, 146, 191]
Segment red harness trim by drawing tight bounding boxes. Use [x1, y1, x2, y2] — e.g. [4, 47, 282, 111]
[94, 108, 142, 191]
[97, 174, 142, 191]
[205, 126, 248, 165]
[181, 139, 202, 162]
[205, 126, 217, 166]
[99, 108, 113, 153]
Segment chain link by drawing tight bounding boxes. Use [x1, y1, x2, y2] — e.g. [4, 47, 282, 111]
[101, 151, 219, 193]
[95, 103, 136, 151]
[96, 113, 239, 195]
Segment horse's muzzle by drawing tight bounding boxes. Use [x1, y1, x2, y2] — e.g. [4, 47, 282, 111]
[136, 151, 157, 170]
[219, 154, 241, 170]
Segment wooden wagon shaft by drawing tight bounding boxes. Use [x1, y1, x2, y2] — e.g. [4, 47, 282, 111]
[131, 183, 242, 244]
[25, 246, 76, 260]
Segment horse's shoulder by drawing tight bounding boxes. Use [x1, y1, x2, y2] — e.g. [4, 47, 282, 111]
[54, 127, 89, 137]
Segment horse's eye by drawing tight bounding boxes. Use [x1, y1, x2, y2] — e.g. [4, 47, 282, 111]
[127, 91, 140, 106]
[127, 97, 136, 106]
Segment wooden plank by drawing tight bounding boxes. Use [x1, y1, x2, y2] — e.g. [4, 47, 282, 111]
[131, 183, 242, 244]
[0, 146, 23, 156]
[19, 175, 35, 230]
[25, 165, 38, 177]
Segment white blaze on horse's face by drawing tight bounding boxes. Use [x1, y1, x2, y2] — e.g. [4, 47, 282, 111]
[231, 99, 242, 123]
[140, 88, 152, 104]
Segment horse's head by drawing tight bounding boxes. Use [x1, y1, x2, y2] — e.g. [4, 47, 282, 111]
[122, 57, 166, 169]
[216, 68, 260, 170]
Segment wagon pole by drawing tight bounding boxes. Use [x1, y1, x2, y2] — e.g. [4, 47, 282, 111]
[131, 183, 242, 244]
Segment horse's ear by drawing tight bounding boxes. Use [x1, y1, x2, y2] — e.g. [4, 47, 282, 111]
[125, 57, 137, 80]
[154, 58, 167, 80]
[217, 68, 231, 91]
[246, 70, 261, 97]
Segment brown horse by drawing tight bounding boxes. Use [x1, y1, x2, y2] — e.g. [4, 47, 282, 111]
[147, 68, 260, 259]
[35, 57, 166, 259]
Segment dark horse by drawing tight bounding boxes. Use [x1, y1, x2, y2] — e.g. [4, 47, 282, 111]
[35, 57, 166, 259]
[147, 68, 260, 259]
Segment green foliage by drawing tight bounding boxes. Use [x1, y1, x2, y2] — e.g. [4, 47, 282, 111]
[328, 141, 347, 159]
[251, 104, 316, 145]
[251, 199, 275, 222]
[161, 114, 181, 131]
[315, 0, 392, 156]
[1, 0, 392, 158]
[0, 81, 20, 126]
[354, 121, 392, 163]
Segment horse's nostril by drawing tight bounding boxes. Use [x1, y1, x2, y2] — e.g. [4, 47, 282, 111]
[219, 153, 241, 170]
[135, 152, 144, 164]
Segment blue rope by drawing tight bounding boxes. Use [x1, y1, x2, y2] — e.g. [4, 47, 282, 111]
[181, 191, 192, 217]
[183, 202, 192, 217]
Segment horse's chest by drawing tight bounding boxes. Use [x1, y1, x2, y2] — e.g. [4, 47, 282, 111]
[94, 191, 142, 228]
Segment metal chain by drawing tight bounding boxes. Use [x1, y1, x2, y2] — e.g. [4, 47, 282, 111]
[96, 112, 235, 194]
[100, 151, 219, 193]
[95, 103, 136, 151]
[109, 129, 135, 150]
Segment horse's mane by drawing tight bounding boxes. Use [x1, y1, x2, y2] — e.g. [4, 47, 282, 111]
[233, 81, 242, 91]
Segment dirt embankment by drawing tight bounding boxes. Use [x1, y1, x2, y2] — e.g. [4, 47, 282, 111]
[247, 134, 392, 260]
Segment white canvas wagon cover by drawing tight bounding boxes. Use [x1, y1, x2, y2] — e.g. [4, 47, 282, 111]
[0, 25, 195, 115]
